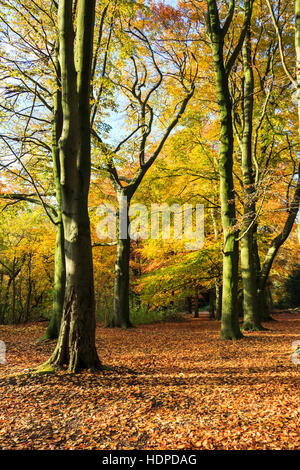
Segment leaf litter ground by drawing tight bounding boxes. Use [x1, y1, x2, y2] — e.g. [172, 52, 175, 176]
[0, 312, 299, 450]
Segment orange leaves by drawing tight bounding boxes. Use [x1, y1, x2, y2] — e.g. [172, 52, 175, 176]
[0, 312, 299, 450]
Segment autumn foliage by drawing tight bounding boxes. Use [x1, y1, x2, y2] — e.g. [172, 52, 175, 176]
[0, 312, 299, 450]
[0, 0, 300, 452]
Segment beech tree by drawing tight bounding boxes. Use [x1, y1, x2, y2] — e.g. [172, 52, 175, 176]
[230, 5, 275, 330]
[41, 0, 101, 372]
[232, 22, 262, 331]
[0, 0, 116, 339]
[206, 0, 253, 339]
[93, 8, 197, 328]
[40, 37, 65, 341]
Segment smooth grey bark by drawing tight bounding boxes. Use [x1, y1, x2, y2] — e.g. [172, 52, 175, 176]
[0, 274, 5, 324]
[42, 0, 101, 372]
[239, 27, 262, 331]
[11, 258, 16, 324]
[194, 288, 200, 318]
[215, 283, 222, 320]
[24, 254, 32, 322]
[210, 208, 222, 321]
[103, 88, 195, 328]
[0, 265, 21, 324]
[39, 41, 66, 342]
[106, 191, 132, 328]
[111, 236, 131, 328]
[40, 222, 65, 341]
[187, 296, 193, 314]
[209, 289, 216, 319]
[207, 0, 253, 339]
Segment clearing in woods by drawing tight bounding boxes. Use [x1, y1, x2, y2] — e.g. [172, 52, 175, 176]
[0, 312, 299, 450]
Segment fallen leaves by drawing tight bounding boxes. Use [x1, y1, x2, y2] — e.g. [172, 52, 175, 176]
[0, 312, 299, 450]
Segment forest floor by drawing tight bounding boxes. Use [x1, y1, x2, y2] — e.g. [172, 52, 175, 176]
[0, 311, 299, 450]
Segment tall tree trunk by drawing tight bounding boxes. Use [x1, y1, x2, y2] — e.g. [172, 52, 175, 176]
[215, 282, 222, 320]
[194, 288, 200, 318]
[187, 296, 193, 314]
[41, 0, 101, 372]
[40, 222, 65, 341]
[210, 207, 222, 321]
[0, 273, 4, 324]
[209, 289, 215, 319]
[39, 40, 65, 342]
[207, 0, 253, 339]
[240, 28, 262, 331]
[1, 277, 12, 325]
[25, 254, 32, 322]
[106, 191, 132, 328]
[217, 59, 242, 338]
[207, 1, 242, 339]
[108, 237, 131, 328]
[252, 223, 273, 321]
[11, 258, 16, 324]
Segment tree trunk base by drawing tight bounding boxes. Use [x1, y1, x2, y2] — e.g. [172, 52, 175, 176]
[220, 329, 244, 340]
[104, 319, 133, 329]
[242, 322, 267, 332]
[262, 315, 276, 322]
[33, 358, 105, 375]
[36, 335, 55, 345]
[41, 356, 103, 374]
[42, 338, 102, 373]
[37, 329, 58, 344]
[37, 315, 60, 343]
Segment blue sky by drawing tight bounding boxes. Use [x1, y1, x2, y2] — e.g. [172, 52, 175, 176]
[163, 0, 178, 5]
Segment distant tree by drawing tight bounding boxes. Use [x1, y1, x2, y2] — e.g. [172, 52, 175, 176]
[93, 7, 197, 328]
[283, 265, 300, 307]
